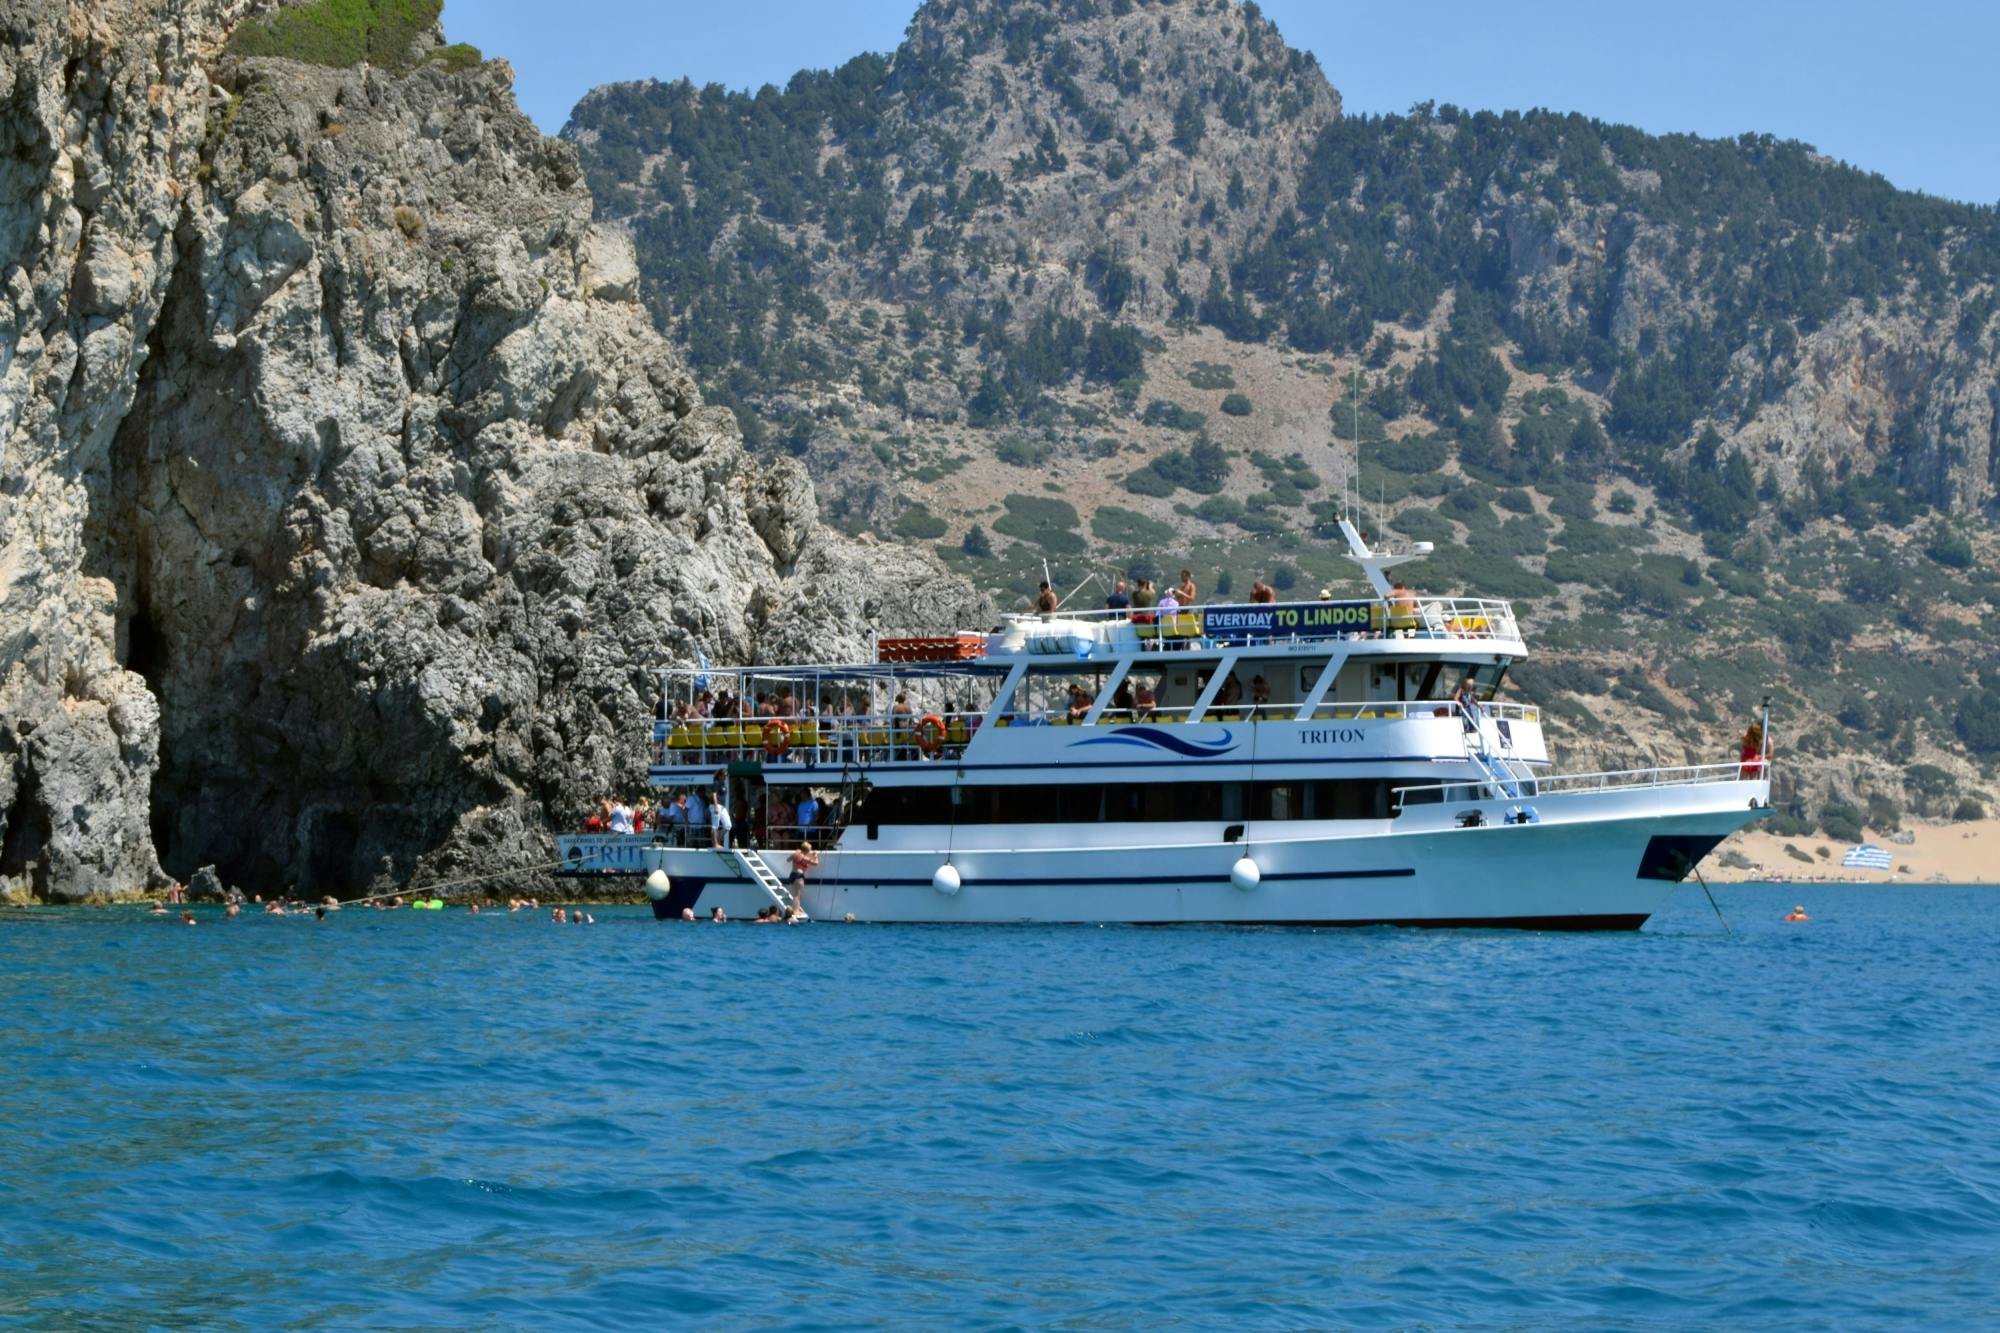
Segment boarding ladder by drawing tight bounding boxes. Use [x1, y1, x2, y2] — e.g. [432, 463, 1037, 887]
[726, 846, 802, 917]
[1458, 705, 1532, 801]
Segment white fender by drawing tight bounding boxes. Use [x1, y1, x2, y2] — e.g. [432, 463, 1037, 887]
[1230, 856, 1261, 892]
[932, 864, 962, 896]
[644, 869, 672, 901]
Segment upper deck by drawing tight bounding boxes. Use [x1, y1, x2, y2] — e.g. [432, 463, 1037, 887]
[972, 591, 1522, 665]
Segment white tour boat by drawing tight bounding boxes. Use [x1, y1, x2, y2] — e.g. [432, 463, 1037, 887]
[557, 522, 1772, 927]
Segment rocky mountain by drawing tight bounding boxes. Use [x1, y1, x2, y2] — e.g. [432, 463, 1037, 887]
[566, 0, 2000, 840]
[0, 0, 981, 903]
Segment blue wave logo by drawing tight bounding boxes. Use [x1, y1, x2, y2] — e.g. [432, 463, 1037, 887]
[1067, 726, 1238, 759]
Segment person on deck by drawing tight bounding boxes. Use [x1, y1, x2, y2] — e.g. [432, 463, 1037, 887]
[1454, 676, 1482, 733]
[1156, 586, 1182, 648]
[1739, 722, 1768, 779]
[1175, 570, 1198, 605]
[1035, 581, 1059, 613]
[1387, 579, 1421, 636]
[710, 793, 732, 850]
[1104, 579, 1131, 614]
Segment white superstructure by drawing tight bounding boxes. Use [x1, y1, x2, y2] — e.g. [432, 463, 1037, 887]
[559, 523, 1772, 928]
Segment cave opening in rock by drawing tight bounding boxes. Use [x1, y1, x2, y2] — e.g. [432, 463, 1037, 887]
[0, 755, 49, 896]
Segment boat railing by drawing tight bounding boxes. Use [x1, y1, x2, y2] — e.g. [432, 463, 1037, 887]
[648, 698, 1550, 767]
[1019, 595, 1521, 650]
[1393, 760, 1758, 807]
[651, 709, 992, 768]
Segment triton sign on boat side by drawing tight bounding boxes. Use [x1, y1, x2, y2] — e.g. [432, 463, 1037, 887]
[559, 523, 1773, 927]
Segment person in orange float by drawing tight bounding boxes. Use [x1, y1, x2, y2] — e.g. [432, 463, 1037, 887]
[1785, 905, 1809, 922]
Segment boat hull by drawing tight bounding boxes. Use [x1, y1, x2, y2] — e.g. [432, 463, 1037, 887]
[561, 780, 1769, 928]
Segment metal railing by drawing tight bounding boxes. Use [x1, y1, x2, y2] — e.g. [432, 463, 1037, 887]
[1393, 761, 1759, 806]
[649, 697, 1547, 768]
[1029, 595, 1521, 648]
[651, 710, 989, 768]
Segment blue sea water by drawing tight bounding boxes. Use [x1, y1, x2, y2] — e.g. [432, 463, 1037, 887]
[2, 884, 1998, 1330]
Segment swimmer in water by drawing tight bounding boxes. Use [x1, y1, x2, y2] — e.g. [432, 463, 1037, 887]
[680, 907, 696, 922]
[1785, 905, 1809, 922]
[710, 906, 727, 923]
[181, 910, 197, 926]
[225, 903, 240, 918]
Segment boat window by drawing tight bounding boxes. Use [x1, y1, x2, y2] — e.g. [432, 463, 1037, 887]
[858, 780, 1403, 825]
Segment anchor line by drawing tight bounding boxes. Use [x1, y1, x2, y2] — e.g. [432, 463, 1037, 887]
[341, 856, 576, 907]
[1692, 866, 1732, 935]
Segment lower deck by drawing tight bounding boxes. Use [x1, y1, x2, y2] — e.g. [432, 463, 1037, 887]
[559, 772, 1772, 928]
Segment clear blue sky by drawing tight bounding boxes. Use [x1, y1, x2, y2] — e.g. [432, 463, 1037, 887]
[451, 0, 1999, 205]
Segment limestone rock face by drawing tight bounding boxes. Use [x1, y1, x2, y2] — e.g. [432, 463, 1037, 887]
[0, 0, 246, 901]
[1, 9, 983, 901]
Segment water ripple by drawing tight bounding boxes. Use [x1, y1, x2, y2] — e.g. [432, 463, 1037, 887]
[2, 884, 1997, 1327]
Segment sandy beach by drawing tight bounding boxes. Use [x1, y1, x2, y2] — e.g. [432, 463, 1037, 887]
[1710, 817, 1999, 885]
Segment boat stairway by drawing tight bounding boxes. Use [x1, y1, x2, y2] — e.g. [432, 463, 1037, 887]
[727, 847, 802, 917]
[1461, 710, 1532, 801]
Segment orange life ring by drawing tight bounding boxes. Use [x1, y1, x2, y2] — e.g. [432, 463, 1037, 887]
[915, 714, 947, 754]
[762, 719, 792, 756]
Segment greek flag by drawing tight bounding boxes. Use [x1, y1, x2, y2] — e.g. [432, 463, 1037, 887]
[694, 643, 712, 692]
[1841, 844, 1892, 870]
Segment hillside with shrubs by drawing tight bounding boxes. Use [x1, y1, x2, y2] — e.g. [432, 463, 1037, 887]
[563, 0, 2000, 838]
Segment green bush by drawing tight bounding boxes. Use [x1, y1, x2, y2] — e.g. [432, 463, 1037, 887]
[1372, 434, 1449, 474]
[1219, 392, 1252, 416]
[1141, 399, 1207, 431]
[1511, 660, 1611, 698]
[1122, 468, 1176, 498]
[1234, 511, 1290, 536]
[961, 524, 993, 558]
[1819, 801, 1865, 844]
[1924, 527, 1974, 569]
[1953, 798, 1987, 821]
[226, 0, 442, 71]
[1957, 688, 2000, 754]
[1091, 505, 1178, 546]
[425, 42, 483, 72]
[1194, 495, 1246, 526]
[1185, 361, 1236, 390]
[892, 506, 947, 540]
[1391, 507, 1454, 544]
[995, 435, 1053, 468]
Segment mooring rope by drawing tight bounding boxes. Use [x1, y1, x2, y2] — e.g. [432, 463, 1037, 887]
[340, 856, 578, 907]
[1692, 866, 1732, 935]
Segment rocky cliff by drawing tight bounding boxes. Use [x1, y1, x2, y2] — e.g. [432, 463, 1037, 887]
[0, 1, 982, 902]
